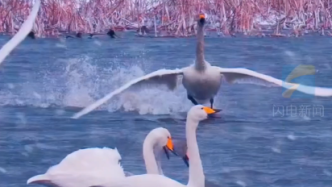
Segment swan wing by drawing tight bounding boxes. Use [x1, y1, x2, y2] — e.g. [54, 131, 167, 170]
[72, 68, 184, 119]
[27, 147, 126, 187]
[218, 67, 332, 97]
[0, 0, 40, 66]
[27, 174, 60, 187]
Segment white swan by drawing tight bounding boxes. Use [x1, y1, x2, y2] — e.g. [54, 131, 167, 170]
[86, 105, 217, 187]
[72, 13, 332, 119]
[26, 127, 181, 187]
[0, 0, 40, 66]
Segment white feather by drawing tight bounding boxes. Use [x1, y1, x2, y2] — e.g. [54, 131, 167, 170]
[0, 0, 40, 66]
[27, 147, 125, 187]
[219, 67, 332, 97]
[72, 68, 183, 119]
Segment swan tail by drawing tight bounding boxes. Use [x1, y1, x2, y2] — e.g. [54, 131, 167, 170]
[27, 174, 50, 184]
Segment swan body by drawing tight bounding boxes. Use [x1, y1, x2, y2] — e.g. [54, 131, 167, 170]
[72, 13, 332, 119]
[27, 127, 178, 187]
[92, 105, 217, 187]
[182, 64, 222, 103]
[0, 0, 40, 66]
[27, 147, 125, 187]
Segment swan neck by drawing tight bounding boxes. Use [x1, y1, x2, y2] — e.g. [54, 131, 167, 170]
[186, 117, 204, 187]
[143, 135, 160, 175]
[195, 23, 205, 71]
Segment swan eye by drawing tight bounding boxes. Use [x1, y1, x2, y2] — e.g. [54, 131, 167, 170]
[201, 107, 204, 110]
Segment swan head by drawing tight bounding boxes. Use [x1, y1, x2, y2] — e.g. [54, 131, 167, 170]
[148, 127, 176, 159]
[198, 13, 206, 26]
[187, 105, 219, 122]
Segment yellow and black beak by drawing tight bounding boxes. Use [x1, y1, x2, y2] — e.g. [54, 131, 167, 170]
[202, 107, 221, 114]
[164, 137, 177, 159]
[199, 14, 205, 24]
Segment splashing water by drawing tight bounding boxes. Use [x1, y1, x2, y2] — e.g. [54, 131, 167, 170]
[0, 55, 192, 114]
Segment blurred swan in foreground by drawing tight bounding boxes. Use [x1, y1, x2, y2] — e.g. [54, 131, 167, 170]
[0, 0, 40, 66]
[168, 138, 221, 187]
[72, 14, 332, 119]
[78, 105, 217, 187]
[27, 127, 184, 187]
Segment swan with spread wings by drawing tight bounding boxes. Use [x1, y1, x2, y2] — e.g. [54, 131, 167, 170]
[72, 14, 332, 119]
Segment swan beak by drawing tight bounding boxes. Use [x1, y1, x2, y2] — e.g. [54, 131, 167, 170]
[164, 137, 177, 159]
[183, 154, 189, 167]
[166, 137, 174, 151]
[203, 107, 220, 114]
[199, 14, 205, 24]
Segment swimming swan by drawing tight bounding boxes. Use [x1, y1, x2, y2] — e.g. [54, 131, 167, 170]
[0, 0, 40, 66]
[87, 105, 218, 187]
[72, 14, 332, 119]
[26, 127, 184, 187]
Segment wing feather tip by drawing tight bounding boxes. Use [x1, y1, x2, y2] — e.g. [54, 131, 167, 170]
[71, 68, 183, 118]
[71, 114, 80, 119]
[27, 174, 48, 184]
[0, 0, 41, 66]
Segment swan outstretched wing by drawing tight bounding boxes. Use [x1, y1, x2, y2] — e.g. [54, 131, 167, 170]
[0, 0, 40, 66]
[27, 147, 126, 187]
[72, 68, 184, 119]
[218, 67, 332, 97]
